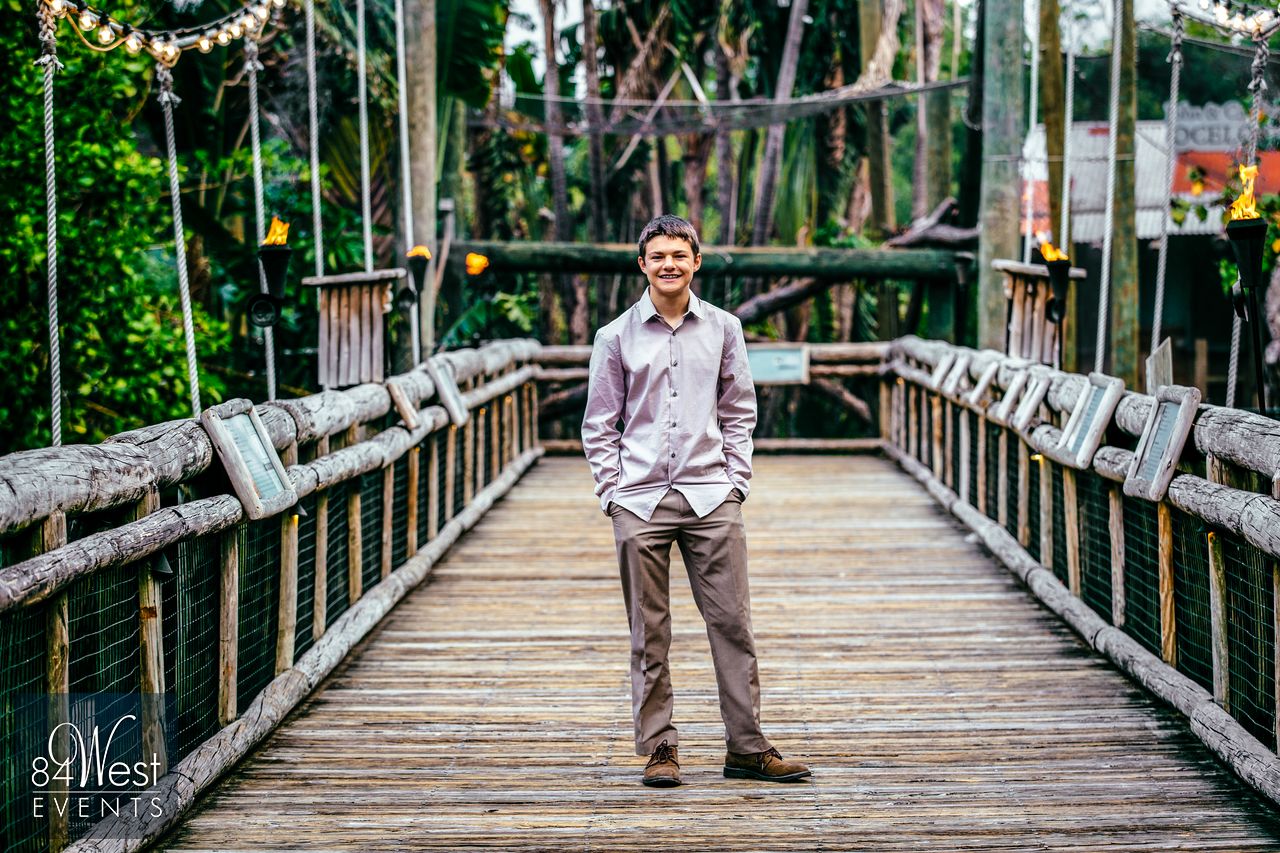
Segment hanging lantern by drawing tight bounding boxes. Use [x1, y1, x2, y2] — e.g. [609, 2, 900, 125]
[251, 217, 292, 328]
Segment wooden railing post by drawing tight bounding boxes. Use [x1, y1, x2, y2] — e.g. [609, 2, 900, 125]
[429, 432, 441, 537]
[958, 409, 971, 503]
[976, 417, 987, 515]
[133, 488, 168, 782]
[1205, 453, 1233, 710]
[380, 463, 394, 579]
[276, 442, 300, 675]
[445, 425, 458, 523]
[996, 430, 1009, 528]
[1158, 501, 1177, 666]
[503, 394, 515, 470]
[908, 384, 919, 460]
[346, 425, 363, 604]
[313, 435, 330, 642]
[218, 526, 240, 727]
[1016, 440, 1030, 546]
[27, 512, 69, 851]
[475, 406, 487, 492]
[930, 394, 944, 478]
[464, 403, 476, 505]
[1063, 469, 1081, 596]
[530, 380, 540, 448]
[490, 392, 501, 481]
[407, 446, 420, 558]
[1039, 455, 1053, 567]
[1109, 484, 1126, 627]
[879, 379, 892, 443]
[942, 400, 954, 489]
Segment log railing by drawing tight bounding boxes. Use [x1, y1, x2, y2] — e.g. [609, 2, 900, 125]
[883, 335, 1280, 806]
[0, 339, 542, 853]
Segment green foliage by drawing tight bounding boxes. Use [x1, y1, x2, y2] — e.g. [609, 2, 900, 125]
[0, 0, 230, 451]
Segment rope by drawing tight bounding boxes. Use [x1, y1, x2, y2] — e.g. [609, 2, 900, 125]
[1061, 0, 1075, 248]
[305, 0, 323, 276]
[36, 2, 63, 446]
[1227, 303, 1242, 408]
[1095, 0, 1123, 375]
[1247, 32, 1269, 165]
[1022, 0, 1041, 263]
[157, 63, 203, 417]
[356, 0, 373, 271]
[245, 38, 277, 401]
[1151, 6, 1182, 355]
[393, 0, 419, 364]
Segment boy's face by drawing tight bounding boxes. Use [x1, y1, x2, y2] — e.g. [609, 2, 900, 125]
[638, 235, 702, 301]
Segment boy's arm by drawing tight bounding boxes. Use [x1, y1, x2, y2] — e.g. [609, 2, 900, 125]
[581, 330, 626, 512]
[718, 318, 756, 498]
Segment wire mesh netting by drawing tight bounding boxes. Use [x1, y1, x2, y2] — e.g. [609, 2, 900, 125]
[1172, 508, 1213, 692]
[1026, 458, 1042, 562]
[1, 606, 48, 853]
[360, 471, 385, 593]
[1004, 433, 1020, 540]
[1221, 531, 1277, 750]
[948, 405, 962, 491]
[163, 533, 220, 764]
[1077, 470, 1113, 623]
[1122, 497, 1163, 657]
[453, 426, 468, 520]
[238, 520, 281, 715]
[1050, 464, 1069, 585]
[294, 491, 319, 662]
[325, 481, 351, 625]
[984, 424, 1001, 523]
[391, 455, 410, 571]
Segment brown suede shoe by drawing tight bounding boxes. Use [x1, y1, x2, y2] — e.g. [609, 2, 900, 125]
[723, 747, 811, 782]
[642, 739, 681, 787]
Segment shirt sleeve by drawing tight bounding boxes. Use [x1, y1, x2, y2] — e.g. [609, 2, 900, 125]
[718, 318, 756, 498]
[581, 329, 626, 512]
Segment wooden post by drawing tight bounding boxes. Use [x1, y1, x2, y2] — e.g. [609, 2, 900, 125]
[1039, 455, 1053, 567]
[943, 401, 954, 489]
[463, 412, 476, 504]
[931, 395, 944, 479]
[1017, 440, 1030, 546]
[1158, 501, 1177, 666]
[908, 384, 919, 461]
[1109, 0, 1140, 387]
[130, 489, 168, 784]
[276, 443, 300, 675]
[491, 394, 502, 477]
[1272, 473, 1280, 749]
[429, 433, 441, 537]
[1207, 528, 1230, 710]
[476, 407, 487, 491]
[218, 527, 240, 727]
[407, 0, 438, 351]
[976, 415, 988, 515]
[313, 435, 330, 642]
[503, 394, 515, 469]
[1063, 468, 1081, 596]
[381, 464, 394, 579]
[445, 425, 458, 522]
[958, 409, 971, 503]
[879, 380, 892, 443]
[407, 446, 420, 557]
[996, 430, 1009, 528]
[30, 512, 69, 852]
[860, 0, 895, 237]
[1109, 483, 1127, 627]
[1194, 338, 1209, 397]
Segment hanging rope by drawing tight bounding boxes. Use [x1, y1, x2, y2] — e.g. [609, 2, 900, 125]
[1022, 0, 1042, 263]
[245, 38, 277, 401]
[1095, 0, 1124, 374]
[1151, 5, 1183, 354]
[156, 63, 203, 417]
[356, 0, 373, 271]
[36, 2, 63, 446]
[1227, 305, 1243, 407]
[305, 0, 323, 277]
[392, 0, 419, 364]
[1061, 0, 1076, 248]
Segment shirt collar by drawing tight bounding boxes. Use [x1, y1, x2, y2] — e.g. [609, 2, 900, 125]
[637, 286, 705, 323]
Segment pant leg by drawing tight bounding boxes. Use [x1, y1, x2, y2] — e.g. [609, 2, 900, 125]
[612, 489, 682, 755]
[674, 490, 772, 755]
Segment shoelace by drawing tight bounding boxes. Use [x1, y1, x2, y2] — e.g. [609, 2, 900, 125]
[647, 740, 677, 768]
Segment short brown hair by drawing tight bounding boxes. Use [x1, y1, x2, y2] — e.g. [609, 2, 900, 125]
[638, 215, 700, 258]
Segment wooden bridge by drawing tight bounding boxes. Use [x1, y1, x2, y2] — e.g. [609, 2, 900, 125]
[3, 335, 1280, 851]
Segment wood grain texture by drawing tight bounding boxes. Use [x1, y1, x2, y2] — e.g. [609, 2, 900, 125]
[157, 457, 1280, 851]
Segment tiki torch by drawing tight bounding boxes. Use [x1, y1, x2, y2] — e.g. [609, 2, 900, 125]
[251, 216, 292, 328]
[1225, 164, 1268, 414]
[402, 245, 431, 365]
[1040, 239, 1071, 324]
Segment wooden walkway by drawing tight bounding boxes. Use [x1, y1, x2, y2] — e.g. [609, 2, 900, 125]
[158, 455, 1280, 851]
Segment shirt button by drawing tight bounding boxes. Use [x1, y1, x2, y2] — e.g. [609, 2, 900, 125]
[673, 361, 678, 366]
[671, 452, 676, 457]
[672, 390, 678, 396]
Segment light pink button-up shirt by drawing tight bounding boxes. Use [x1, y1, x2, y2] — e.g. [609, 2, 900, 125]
[581, 287, 756, 522]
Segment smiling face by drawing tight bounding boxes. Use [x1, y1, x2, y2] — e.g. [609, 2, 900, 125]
[638, 234, 702, 300]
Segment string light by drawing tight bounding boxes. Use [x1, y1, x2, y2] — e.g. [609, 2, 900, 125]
[216, 29, 232, 45]
[196, 34, 213, 52]
[124, 29, 144, 53]
[48, 0, 69, 16]
[77, 7, 97, 30]
[96, 19, 115, 44]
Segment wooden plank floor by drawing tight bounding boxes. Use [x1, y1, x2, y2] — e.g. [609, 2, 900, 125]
[159, 455, 1280, 851]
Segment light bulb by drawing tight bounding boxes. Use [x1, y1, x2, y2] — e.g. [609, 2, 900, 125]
[228, 21, 243, 37]
[216, 29, 231, 45]
[48, 0, 68, 17]
[243, 14, 259, 31]
[77, 9, 97, 30]
[1215, 3, 1230, 23]
[1232, 12, 1245, 28]
[96, 22, 114, 44]
[1199, 0, 1210, 9]
[124, 32, 144, 53]
[253, 4, 269, 20]
[271, 0, 286, 9]
[197, 34, 213, 52]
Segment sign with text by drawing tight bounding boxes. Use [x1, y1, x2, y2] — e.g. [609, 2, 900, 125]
[200, 400, 297, 520]
[1125, 385, 1201, 502]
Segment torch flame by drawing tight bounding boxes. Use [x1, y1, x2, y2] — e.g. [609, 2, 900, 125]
[262, 216, 290, 246]
[407, 245, 431, 259]
[1040, 241, 1068, 262]
[1230, 164, 1260, 221]
[465, 253, 490, 276]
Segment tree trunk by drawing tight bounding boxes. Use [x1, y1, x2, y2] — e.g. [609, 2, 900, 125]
[860, 0, 897, 237]
[958, 0, 985, 229]
[581, 0, 608, 243]
[538, 0, 577, 343]
[1109, 0, 1139, 387]
[921, 0, 950, 212]
[751, 0, 810, 248]
[406, 0, 436, 350]
[681, 133, 713, 236]
[1040, 0, 1065, 244]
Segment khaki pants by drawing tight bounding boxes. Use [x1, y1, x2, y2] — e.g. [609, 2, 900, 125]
[609, 488, 771, 756]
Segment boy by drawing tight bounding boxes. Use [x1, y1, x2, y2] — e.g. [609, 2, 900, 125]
[581, 214, 811, 787]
